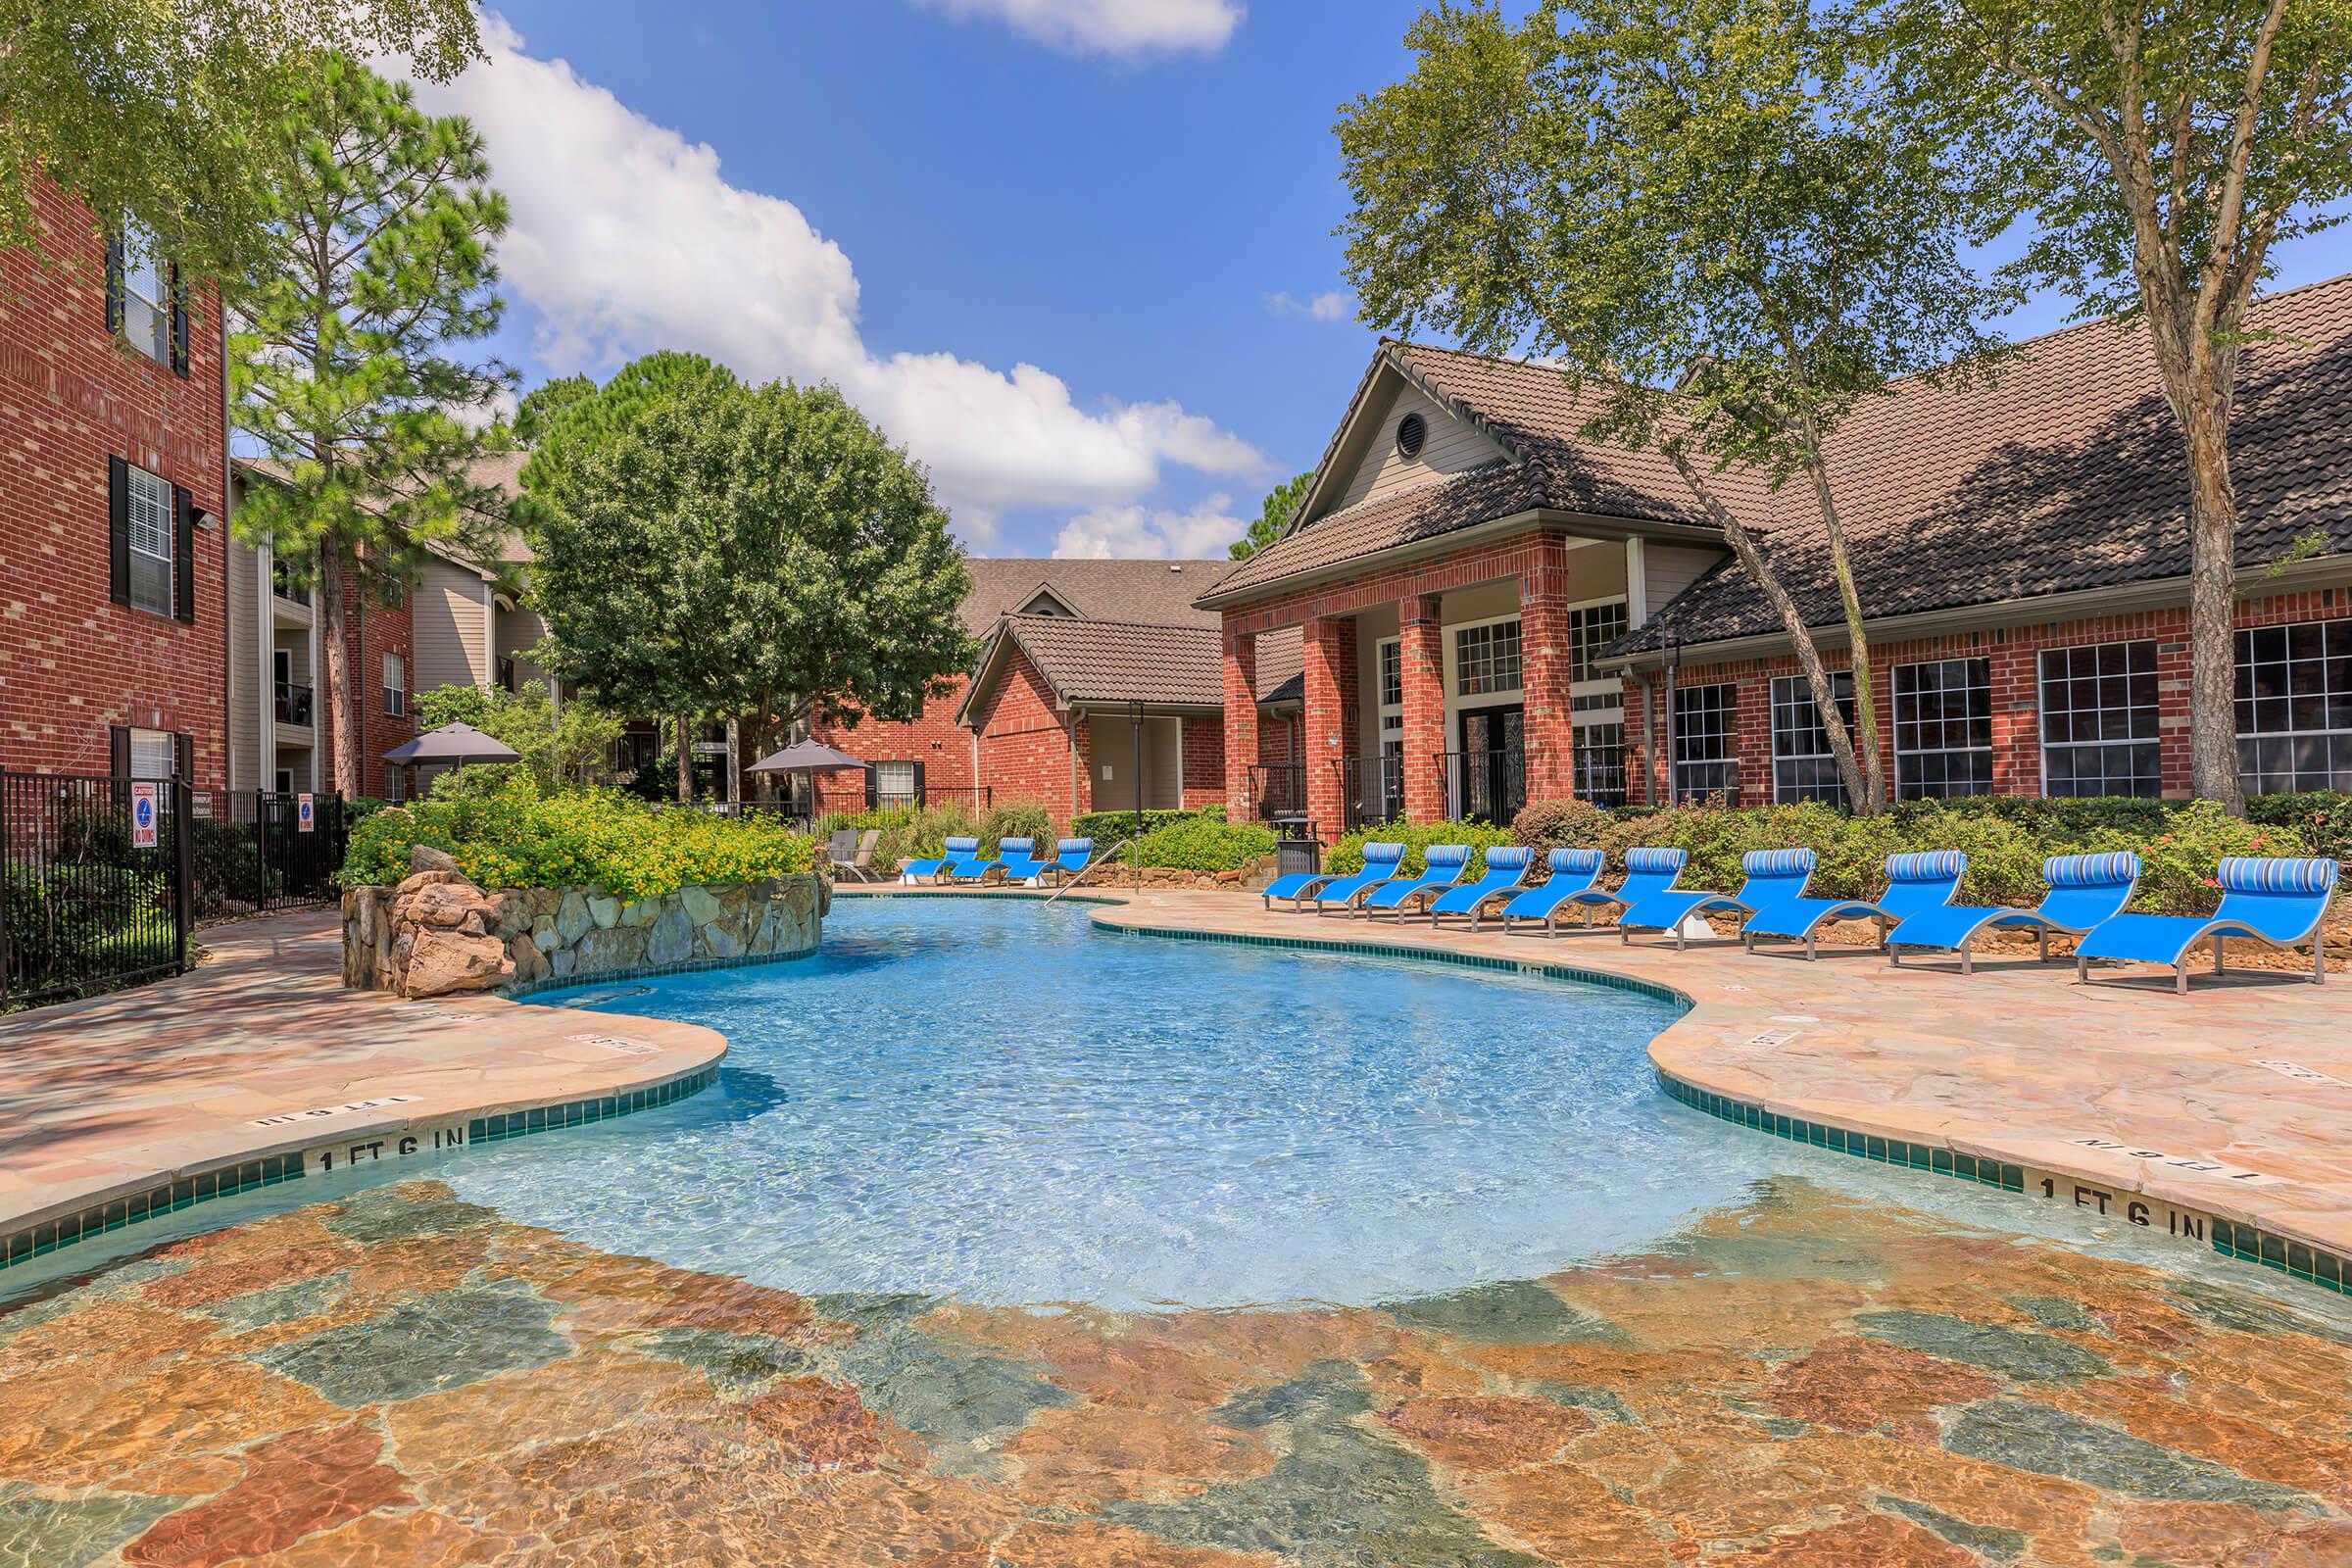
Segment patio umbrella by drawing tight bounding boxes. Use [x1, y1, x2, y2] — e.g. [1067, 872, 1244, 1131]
[381, 722, 522, 766]
[745, 739, 867, 775]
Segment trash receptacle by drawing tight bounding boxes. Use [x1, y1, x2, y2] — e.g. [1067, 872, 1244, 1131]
[1272, 818, 1321, 880]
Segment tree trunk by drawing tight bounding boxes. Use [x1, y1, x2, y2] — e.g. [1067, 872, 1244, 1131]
[319, 545, 357, 797]
[1796, 441, 1886, 813]
[675, 714, 693, 804]
[2184, 403, 2245, 811]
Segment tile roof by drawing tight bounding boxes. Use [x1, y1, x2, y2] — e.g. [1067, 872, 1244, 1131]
[989, 615, 1227, 709]
[956, 558, 1230, 635]
[1614, 273, 2352, 654]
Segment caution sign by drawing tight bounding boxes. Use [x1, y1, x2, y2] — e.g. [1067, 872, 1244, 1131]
[297, 793, 316, 833]
[130, 782, 159, 849]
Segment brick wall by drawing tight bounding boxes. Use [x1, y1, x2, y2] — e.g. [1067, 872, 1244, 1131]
[969, 643, 1083, 828]
[1179, 714, 1224, 808]
[1635, 587, 2352, 805]
[0, 182, 228, 781]
[808, 675, 978, 815]
[315, 586, 416, 801]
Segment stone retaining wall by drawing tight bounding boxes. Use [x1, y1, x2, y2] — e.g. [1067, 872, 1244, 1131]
[344, 850, 826, 997]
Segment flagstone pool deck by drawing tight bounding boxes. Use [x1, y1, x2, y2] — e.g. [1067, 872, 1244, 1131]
[5, 888, 2352, 1293]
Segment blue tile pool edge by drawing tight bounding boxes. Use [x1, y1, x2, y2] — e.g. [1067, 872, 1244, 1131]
[0, 1064, 722, 1276]
[1653, 1067, 2351, 1298]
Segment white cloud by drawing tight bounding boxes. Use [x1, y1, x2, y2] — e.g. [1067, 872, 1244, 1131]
[918, 0, 1244, 56]
[1054, 493, 1245, 559]
[407, 20, 1264, 538]
[1266, 290, 1353, 322]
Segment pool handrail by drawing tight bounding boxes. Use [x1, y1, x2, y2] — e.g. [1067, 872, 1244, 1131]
[1359, 844, 1475, 919]
[1043, 837, 1142, 904]
[1740, 851, 1968, 960]
[1886, 852, 2141, 973]
[1423, 846, 1539, 928]
[2074, 855, 2337, 995]
[1619, 848, 1817, 952]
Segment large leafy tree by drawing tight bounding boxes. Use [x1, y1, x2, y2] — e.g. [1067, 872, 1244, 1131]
[412, 680, 624, 793]
[1230, 471, 1315, 560]
[231, 54, 514, 795]
[1337, 0, 2009, 812]
[1882, 0, 2352, 812]
[529, 375, 973, 796]
[0, 0, 478, 283]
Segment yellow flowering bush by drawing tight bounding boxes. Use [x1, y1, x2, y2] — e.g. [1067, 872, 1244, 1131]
[341, 779, 816, 900]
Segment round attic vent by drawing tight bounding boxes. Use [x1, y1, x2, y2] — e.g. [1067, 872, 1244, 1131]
[1396, 411, 1427, 462]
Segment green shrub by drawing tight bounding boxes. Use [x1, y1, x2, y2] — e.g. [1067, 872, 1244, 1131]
[1072, 804, 1225, 843]
[2081, 800, 2309, 916]
[1511, 798, 1614, 853]
[342, 778, 816, 900]
[815, 804, 980, 869]
[2247, 790, 2352, 865]
[1328, 819, 1521, 878]
[1120, 816, 1275, 871]
[978, 799, 1054, 854]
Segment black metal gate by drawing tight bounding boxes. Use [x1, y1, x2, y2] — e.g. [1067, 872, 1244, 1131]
[195, 790, 351, 914]
[0, 770, 192, 1006]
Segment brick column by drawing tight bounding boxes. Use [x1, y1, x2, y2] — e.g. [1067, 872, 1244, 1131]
[1399, 594, 1446, 820]
[1989, 643, 2041, 796]
[1302, 614, 1352, 842]
[1519, 552, 1577, 802]
[1222, 627, 1259, 819]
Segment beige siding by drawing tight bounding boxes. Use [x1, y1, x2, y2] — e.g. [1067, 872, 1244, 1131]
[1085, 713, 1185, 811]
[1644, 544, 1726, 617]
[226, 540, 261, 790]
[496, 602, 549, 687]
[415, 558, 491, 693]
[1335, 382, 1509, 512]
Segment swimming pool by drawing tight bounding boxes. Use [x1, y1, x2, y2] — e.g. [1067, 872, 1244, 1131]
[462, 896, 1750, 1307]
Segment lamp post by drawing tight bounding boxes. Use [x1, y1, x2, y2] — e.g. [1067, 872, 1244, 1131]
[1128, 699, 1146, 846]
[1661, 621, 1682, 806]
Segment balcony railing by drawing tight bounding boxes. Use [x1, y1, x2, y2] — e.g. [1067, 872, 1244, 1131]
[1439, 748, 1526, 825]
[274, 679, 315, 728]
[270, 563, 312, 607]
[1248, 763, 1307, 822]
[1574, 740, 1629, 809]
[1333, 754, 1403, 833]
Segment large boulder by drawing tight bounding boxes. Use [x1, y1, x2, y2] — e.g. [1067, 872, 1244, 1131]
[403, 928, 512, 997]
[411, 843, 463, 877]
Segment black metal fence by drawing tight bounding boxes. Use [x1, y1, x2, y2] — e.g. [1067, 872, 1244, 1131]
[197, 790, 351, 913]
[1248, 763, 1306, 821]
[1335, 754, 1403, 833]
[1440, 747, 1528, 825]
[0, 770, 190, 1006]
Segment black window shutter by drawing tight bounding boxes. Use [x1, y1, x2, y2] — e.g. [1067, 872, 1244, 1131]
[911, 760, 926, 804]
[174, 732, 193, 779]
[864, 764, 878, 809]
[104, 232, 125, 335]
[169, 265, 189, 376]
[110, 725, 130, 777]
[108, 457, 131, 607]
[172, 486, 195, 622]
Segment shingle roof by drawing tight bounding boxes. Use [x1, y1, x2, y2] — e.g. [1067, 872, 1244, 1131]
[957, 558, 1229, 635]
[1614, 274, 2352, 654]
[988, 614, 1227, 709]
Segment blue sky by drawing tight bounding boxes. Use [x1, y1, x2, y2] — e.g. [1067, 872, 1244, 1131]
[422, 2, 2347, 561]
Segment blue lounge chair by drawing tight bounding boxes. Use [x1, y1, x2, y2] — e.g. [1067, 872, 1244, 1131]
[991, 837, 1052, 883]
[1423, 846, 1538, 928]
[1041, 838, 1095, 885]
[903, 835, 981, 884]
[1308, 841, 1410, 914]
[1741, 851, 1968, 959]
[1619, 848, 1818, 952]
[2075, 856, 2338, 996]
[1886, 852, 2141, 974]
[1360, 844, 1473, 919]
[1502, 847, 1685, 936]
[944, 841, 1007, 883]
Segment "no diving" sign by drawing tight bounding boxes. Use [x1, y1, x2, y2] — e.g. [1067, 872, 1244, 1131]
[130, 782, 158, 849]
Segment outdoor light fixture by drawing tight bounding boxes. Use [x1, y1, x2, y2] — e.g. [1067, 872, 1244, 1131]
[1128, 699, 1146, 844]
[1661, 621, 1682, 806]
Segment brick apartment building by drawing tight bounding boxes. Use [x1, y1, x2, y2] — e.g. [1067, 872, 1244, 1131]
[1205, 274, 2352, 840]
[0, 183, 229, 785]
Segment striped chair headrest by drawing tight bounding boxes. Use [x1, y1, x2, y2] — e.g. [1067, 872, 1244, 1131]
[1742, 848, 1816, 877]
[999, 838, 1034, 855]
[1363, 841, 1407, 865]
[944, 837, 979, 853]
[1624, 847, 1688, 874]
[2045, 851, 2139, 888]
[1886, 850, 1967, 882]
[2219, 856, 2340, 895]
[1547, 847, 1603, 873]
[1425, 844, 1472, 867]
[1486, 846, 1535, 870]
[1057, 838, 1093, 855]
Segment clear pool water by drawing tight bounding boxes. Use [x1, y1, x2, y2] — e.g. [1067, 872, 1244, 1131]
[445, 897, 1788, 1308]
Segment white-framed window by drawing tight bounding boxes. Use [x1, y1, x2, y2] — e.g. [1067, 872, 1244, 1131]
[1566, 600, 1629, 683]
[384, 764, 407, 804]
[1454, 618, 1522, 697]
[874, 760, 918, 807]
[127, 727, 177, 780]
[1672, 682, 1739, 802]
[2237, 619, 2352, 795]
[382, 653, 407, 716]
[116, 219, 174, 366]
[1378, 637, 1402, 711]
[1771, 671, 1856, 806]
[1894, 659, 1994, 799]
[2040, 640, 2161, 798]
[125, 462, 174, 617]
